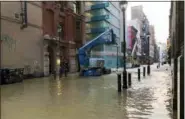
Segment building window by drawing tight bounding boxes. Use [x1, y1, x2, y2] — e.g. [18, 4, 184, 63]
[58, 23, 64, 40]
[72, 1, 80, 14]
[76, 20, 81, 29]
[59, 1, 67, 11]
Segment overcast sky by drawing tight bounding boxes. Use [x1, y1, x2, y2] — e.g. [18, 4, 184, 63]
[126, 2, 171, 44]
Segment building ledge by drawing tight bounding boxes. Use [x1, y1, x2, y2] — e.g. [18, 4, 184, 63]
[59, 12, 65, 17]
[86, 15, 109, 22]
[91, 2, 109, 10]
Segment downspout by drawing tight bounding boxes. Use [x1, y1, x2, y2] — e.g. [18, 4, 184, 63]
[20, 1, 27, 29]
[0, 1, 1, 69]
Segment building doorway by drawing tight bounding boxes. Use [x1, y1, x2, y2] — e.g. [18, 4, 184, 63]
[48, 46, 54, 74]
[60, 46, 65, 62]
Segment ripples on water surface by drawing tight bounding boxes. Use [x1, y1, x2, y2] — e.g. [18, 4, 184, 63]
[1, 67, 173, 119]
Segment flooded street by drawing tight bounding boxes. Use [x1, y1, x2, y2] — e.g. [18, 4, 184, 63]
[1, 64, 173, 119]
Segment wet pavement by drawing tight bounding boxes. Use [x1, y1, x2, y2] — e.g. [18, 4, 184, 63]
[1, 64, 173, 119]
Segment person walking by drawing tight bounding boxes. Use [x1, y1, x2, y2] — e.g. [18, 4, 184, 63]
[59, 63, 64, 78]
[59, 57, 64, 78]
[63, 59, 69, 77]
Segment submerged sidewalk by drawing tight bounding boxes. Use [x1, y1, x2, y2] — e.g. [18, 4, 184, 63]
[119, 64, 173, 119]
[1, 64, 173, 119]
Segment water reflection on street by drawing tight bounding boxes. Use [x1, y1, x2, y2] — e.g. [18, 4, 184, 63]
[1, 66, 172, 119]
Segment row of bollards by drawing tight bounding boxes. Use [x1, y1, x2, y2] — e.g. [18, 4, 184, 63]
[138, 67, 148, 81]
[117, 72, 132, 92]
[117, 66, 150, 92]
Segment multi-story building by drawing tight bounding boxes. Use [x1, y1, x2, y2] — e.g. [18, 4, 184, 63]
[131, 5, 145, 21]
[84, 2, 123, 68]
[1, 2, 43, 76]
[169, 2, 184, 118]
[42, 1, 85, 74]
[131, 5, 150, 64]
[126, 19, 142, 63]
[149, 25, 156, 62]
[157, 42, 167, 63]
[167, 38, 170, 51]
[153, 44, 160, 62]
[0, 1, 85, 77]
[141, 17, 150, 61]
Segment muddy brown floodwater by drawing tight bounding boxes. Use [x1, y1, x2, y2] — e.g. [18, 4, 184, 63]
[1, 65, 173, 119]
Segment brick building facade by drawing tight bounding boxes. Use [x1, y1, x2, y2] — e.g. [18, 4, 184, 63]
[131, 5, 151, 64]
[42, 1, 85, 74]
[0, 1, 85, 77]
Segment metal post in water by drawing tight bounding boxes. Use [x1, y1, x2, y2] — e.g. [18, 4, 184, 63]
[138, 68, 140, 81]
[117, 74, 121, 92]
[143, 67, 146, 77]
[147, 65, 150, 75]
[122, 71, 127, 89]
[128, 73, 131, 86]
[120, 1, 128, 90]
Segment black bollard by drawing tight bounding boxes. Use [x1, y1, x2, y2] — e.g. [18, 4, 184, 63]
[147, 65, 150, 75]
[117, 74, 121, 92]
[122, 71, 127, 89]
[138, 68, 140, 81]
[128, 73, 131, 86]
[143, 67, 146, 77]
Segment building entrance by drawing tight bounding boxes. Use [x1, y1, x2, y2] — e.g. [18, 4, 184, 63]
[48, 46, 55, 74]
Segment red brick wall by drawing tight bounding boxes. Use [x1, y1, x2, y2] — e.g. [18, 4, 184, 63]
[42, 2, 60, 37]
[64, 9, 75, 41]
[42, 2, 85, 43]
[42, 2, 85, 72]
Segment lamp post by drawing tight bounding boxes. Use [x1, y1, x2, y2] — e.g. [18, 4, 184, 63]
[120, 1, 128, 89]
[147, 34, 150, 75]
[57, 24, 62, 76]
[117, 45, 118, 70]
